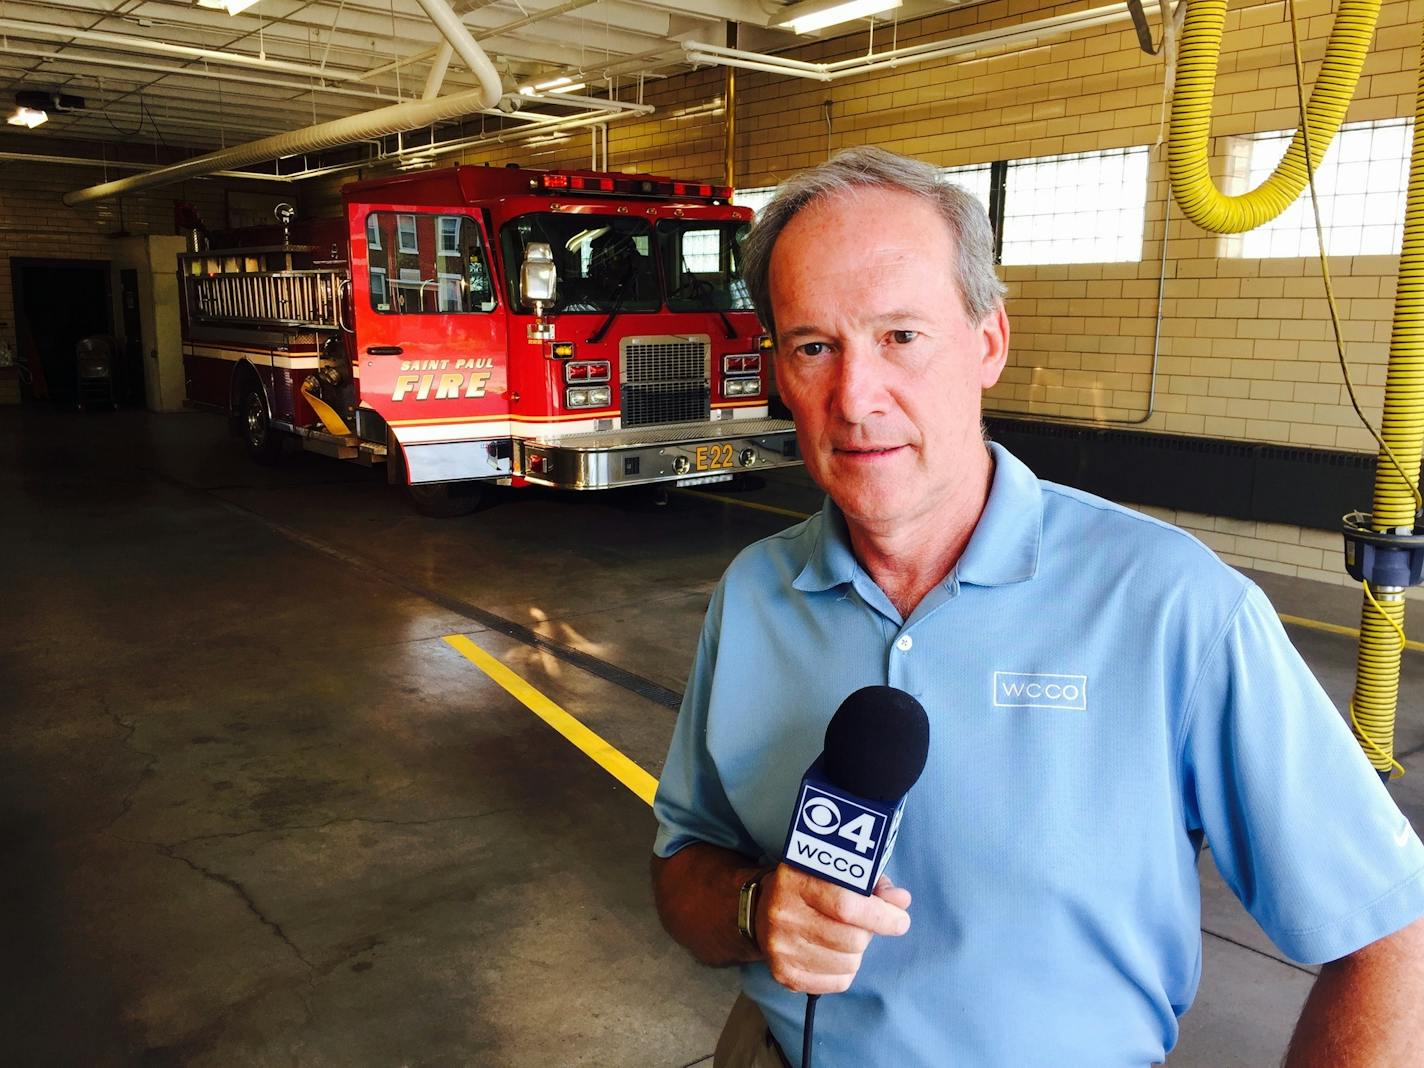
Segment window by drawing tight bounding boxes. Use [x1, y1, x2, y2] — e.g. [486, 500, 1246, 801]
[940, 163, 993, 216]
[679, 228, 723, 273]
[500, 214, 660, 314]
[733, 186, 777, 217]
[395, 268, 425, 310]
[397, 214, 418, 254]
[366, 212, 495, 315]
[1000, 146, 1149, 265]
[366, 214, 382, 251]
[1234, 118, 1413, 258]
[438, 272, 463, 312]
[438, 215, 460, 256]
[658, 220, 754, 312]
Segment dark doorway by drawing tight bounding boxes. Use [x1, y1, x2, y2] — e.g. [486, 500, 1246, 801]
[12, 259, 114, 407]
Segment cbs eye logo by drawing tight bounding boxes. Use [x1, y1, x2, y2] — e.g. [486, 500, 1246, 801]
[801, 796, 842, 834]
[798, 792, 880, 855]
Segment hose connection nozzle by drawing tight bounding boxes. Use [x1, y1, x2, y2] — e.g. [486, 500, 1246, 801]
[1342, 512, 1424, 589]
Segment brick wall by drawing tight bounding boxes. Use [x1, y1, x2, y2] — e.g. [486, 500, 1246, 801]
[0, 160, 276, 362]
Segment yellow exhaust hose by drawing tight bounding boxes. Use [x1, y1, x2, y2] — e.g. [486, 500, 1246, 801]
[1165, 0, 1424, 775]
[1352, 54, 1424, 777]
[1167, 0, 1381, 234]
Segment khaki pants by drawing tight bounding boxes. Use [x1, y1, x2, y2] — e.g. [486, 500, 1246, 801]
[714, 993, 792, 1068]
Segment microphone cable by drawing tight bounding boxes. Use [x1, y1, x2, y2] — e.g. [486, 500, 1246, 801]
[801, 993, 819, 1068]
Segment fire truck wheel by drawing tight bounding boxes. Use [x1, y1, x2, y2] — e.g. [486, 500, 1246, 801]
[407, 480, 485, 518]
[241, 384, 283, 465]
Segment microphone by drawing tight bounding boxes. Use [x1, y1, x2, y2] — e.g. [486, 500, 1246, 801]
[778, 685, 931, 1068]
[782, 685, 931, 895]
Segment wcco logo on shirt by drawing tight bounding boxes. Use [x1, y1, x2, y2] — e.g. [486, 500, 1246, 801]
[993, 671, 1088, 711]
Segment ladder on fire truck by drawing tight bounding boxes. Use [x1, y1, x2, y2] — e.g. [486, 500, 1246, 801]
[180, 245, 378, 462]
[181, 246, 343, 330]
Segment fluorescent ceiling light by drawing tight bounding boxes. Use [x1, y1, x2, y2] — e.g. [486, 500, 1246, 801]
[196, 0, 262, 14]
[775, 0, 902, 33]
[7, 106, 47, 128]
[520, 78, 586, 97]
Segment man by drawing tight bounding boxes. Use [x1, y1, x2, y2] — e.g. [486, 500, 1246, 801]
[651, 147, 1424, 1066]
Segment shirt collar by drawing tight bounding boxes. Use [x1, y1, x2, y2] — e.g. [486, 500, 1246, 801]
[793, 498, 859, 593]
[792, 441, 1042, 594]
[955, 442, 1042, 587]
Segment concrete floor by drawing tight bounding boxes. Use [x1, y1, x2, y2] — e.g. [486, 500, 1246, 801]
[2, 406, 1421, 1066]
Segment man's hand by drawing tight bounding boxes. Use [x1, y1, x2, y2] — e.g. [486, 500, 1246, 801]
[757, 865, 912, 994]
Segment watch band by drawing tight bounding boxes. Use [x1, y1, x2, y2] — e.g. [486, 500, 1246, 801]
[738, 870, 765, 949]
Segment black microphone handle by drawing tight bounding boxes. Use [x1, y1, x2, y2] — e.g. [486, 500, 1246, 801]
[792, 685, 928, 1068]
[802, 993, 820, 1068]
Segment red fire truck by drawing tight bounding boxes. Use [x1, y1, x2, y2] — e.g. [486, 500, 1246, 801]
[179, 163, 800, 514]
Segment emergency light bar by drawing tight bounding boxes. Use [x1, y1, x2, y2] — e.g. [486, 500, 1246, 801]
[534, 172, 731, 203]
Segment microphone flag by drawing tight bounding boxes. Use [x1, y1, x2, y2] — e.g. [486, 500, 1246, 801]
[782, 757, 906, 896]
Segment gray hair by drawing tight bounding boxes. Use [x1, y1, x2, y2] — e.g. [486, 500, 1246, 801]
[740, 146, 1007, 337]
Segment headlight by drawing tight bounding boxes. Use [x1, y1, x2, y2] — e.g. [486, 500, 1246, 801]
[725, 377, 760, 397]
[566, 386, 611, 408]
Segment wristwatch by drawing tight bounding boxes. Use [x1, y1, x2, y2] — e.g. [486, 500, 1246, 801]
[738, 870, 766, 949]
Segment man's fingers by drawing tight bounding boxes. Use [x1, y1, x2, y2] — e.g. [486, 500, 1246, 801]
[769, 963, 858, 996]
[756, 865, 912, 995]
[803, 877, 911, 937]
[761, 934, 864, 979]
[763, 895, 874, 954]
[874, 884, 912, 910]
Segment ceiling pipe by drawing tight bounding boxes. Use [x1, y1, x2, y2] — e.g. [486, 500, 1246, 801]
[233, 106, 650, 185]
[527, 93, 653, 114]
[412, 0, 504, 105]
[61, 85, 497, 204]
[423, 41, 455, 99]
[0, 17, 370, 82]
[0, 150, 284, 181]
[62, 0, 505, 205]
[0, 43, 401, 103]
[358, 0, 607, 83]
[683, 2, 1136, 82]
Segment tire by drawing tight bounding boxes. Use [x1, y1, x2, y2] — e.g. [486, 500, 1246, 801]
[240, 382, 284, 465]
[407, 480, 485, 518]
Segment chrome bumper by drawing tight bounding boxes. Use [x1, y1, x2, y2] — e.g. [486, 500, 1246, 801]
[517, 417, 800, 490]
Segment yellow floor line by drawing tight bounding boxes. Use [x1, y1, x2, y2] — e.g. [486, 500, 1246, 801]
[673, 489, 812, 521]
[442, 633, 658, 807]
[1279, 613, 1424, 653]
[684, 486, 1423, 654]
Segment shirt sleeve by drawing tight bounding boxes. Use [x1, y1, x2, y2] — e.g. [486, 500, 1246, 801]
[1181, 583, 1424, 964]
[652, 580, 762, 860]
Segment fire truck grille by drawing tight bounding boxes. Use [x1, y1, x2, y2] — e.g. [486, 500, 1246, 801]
[621, 335, 710, 428]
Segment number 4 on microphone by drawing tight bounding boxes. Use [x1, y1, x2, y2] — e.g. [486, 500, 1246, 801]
[784, 780, 905, 895]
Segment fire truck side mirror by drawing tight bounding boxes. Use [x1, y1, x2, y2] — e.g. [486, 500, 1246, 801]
[520, 243, 557, 307]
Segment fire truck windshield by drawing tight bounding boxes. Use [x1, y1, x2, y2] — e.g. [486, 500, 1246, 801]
[656, 220, 754, 314]
[500, 214, 660, 314]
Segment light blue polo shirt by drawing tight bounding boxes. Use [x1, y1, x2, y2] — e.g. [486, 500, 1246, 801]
[654, 442, 1424, 1067]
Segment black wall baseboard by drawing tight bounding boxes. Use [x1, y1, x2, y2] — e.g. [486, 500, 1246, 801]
[986, 417, 1385, 532]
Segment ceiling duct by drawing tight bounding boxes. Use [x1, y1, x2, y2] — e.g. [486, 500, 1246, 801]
[62, 0, 505, 206]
